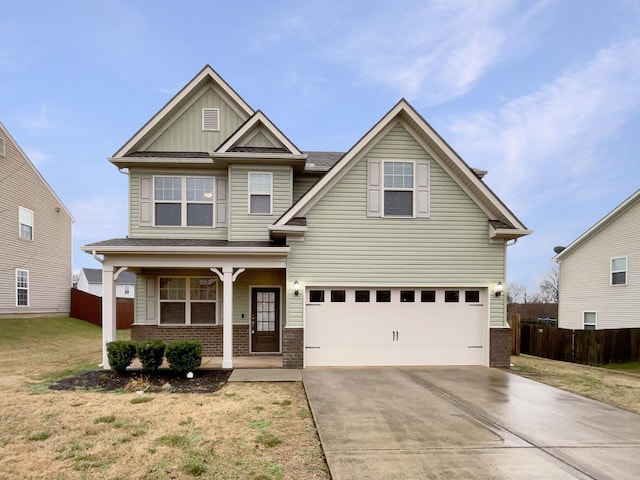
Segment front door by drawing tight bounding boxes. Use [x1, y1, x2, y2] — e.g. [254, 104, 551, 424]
[251, 287, 280, 353]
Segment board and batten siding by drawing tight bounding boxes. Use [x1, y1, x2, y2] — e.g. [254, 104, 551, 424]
[286, 122, 506, 327]
[128, 169, 228, 240]
[0, 126, 72, 317]
[229, 165, 293, 241]
[145, 86, 248, 153]
[558, 199, 640, 329]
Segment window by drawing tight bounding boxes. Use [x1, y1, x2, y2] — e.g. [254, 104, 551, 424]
[159, 277, 217, 325]
[202, 108, 220, 131]
[583, 311, 597, 330]
[124, 285, 130, 295]
[611, 257, 627, 285]
[16, 269, 29, 306]
[249, 172, 272, 214]
[309, 290, 325, 303]
[376, 290, 391, 302]
[383, 161, 414, 216]
[421, 290, 436, 302]
[465, 290, 480, 303]
[331, 290, 346, 302]
[400, 290, 415, 302]
[355, 290, 370, 302]
[154, 176, 214, 227]
[19, 206, 33, 240]
[445, 290, 460, 303]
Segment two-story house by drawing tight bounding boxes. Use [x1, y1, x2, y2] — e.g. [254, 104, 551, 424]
[554, 188, 640, 330]
[82, 66, 531, 369]
[0, 123, 73, 318]
[77, 267, 136, 298]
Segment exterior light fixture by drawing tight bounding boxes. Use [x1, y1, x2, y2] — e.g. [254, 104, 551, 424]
[293, 280, 300, 296]
[495, 281, 504, 297]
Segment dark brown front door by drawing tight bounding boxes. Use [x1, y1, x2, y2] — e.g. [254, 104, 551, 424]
[251, 288, 280, 353]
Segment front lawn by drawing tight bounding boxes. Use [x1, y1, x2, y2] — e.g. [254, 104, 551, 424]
[0, 317, 329, 479]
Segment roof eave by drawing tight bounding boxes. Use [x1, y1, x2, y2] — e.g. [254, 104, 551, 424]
[81, 245, 291, 255]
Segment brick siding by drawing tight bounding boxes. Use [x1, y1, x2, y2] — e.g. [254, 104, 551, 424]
[283, 327, 304, 369]
[490, 328, 511, 368]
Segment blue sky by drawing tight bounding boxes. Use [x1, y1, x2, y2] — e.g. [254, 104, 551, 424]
[2, 0, 639, 291]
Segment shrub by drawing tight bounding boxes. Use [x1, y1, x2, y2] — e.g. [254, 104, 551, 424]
[136, 340, 166, 373]
[106, 340, 137, 373]
[165, 340, 202, 375]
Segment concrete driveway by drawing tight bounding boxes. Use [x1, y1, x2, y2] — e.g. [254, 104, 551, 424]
[303, 367, 640, 480]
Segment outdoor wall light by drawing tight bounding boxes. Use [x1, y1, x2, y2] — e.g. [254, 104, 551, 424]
[494, 281, 504, 297]
[293, 280, 300, 296]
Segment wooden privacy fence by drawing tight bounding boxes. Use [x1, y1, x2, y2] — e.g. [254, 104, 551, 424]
[516, 319, 640, 365]
[70, 288, 134, 330]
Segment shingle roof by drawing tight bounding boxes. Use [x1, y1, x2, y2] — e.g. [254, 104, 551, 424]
[83, 238, 278, 248]
[304, 151, 344, 168]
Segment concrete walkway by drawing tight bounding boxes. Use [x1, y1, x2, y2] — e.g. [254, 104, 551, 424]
[304, 367, 640, 480]
[228, 368, 302, 382]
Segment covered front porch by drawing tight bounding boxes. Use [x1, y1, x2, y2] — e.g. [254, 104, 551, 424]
[82, 239, 295, 370]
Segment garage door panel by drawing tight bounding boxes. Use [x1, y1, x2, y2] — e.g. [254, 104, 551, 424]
[305, 287, 487, 367]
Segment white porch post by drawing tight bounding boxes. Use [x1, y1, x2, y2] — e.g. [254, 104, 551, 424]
[222, 266, 234, 369]
[101, 265, 117, 369]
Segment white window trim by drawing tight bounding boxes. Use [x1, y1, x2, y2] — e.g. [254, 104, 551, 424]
[248, 171, 273, 215]
[153, 175, 216, 228]
[610, 256, 628, 286]
[383, 160, 415, 217]
[202, 108, 220, 132]
[18, 206, 34, 240]
[583, 311, 597, 329]
[158, 276, 218, 325]
[16, 269, 29, 307]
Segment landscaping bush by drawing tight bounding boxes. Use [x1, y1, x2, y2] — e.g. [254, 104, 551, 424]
[136, 339, 166, 373]
[106, 340, 137, 374]
[165, 340, 202, 375]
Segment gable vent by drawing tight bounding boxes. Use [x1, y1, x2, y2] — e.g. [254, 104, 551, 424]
[202, 108, 220, 132]
[0, 137, 5, 157]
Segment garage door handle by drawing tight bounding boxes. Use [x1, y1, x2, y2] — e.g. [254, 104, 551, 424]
[392, 330, 399, 341]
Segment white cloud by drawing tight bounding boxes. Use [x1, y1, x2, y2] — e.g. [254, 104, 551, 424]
[446, 38, 640, 213]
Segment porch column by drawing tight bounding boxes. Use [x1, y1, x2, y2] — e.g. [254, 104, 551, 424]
[222, 266, 234, 369]
[101, 265, 117, 369]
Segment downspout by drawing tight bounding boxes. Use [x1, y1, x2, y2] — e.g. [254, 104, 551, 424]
[92, 250, 104, 264]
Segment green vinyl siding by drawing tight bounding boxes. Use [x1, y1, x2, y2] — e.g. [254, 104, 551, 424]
[293, 174, 321, 202]
[229, 165, 293, 241]
[286, 122, 506, 327]
[146, 87, 247, 152]
[129, 169, 228, 239]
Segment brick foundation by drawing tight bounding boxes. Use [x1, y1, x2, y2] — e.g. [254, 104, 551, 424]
[131, 324, 250, 357]
[283, 327, 304, 369]
[490, 328, 511, 368]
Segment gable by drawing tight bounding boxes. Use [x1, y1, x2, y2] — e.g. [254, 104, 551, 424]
[143, 85, 248, 153]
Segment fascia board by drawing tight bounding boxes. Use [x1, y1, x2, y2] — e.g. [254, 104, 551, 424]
[553, 188, 640, 261]
[217, 111, 302, 155]
[81, 245, 290, 255]
[113, 65, 254, 158]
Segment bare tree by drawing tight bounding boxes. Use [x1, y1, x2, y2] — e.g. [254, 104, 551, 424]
[507, 283, 527, 304]
[538, 266, 559, 304]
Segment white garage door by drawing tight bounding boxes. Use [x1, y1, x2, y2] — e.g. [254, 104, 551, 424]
[305, 287, 486, 367]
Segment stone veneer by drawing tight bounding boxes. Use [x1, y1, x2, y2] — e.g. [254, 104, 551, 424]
[490, 328, 511, 368]
[131, 324, 250, 357]
[282, 327, 304, 369]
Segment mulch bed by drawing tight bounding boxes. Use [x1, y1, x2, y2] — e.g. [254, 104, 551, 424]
[49, 369, 232, 394]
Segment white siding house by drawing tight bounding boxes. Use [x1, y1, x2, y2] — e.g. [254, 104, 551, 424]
[554, 189, 640, 329]
[77, 268, 135, 298]
[81, 65, 531, 369]
[0, 123, 73, 318]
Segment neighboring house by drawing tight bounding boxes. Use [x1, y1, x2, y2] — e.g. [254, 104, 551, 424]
[0, 123, 74, 318]
[82, 65, 531, 369]
[77, 268, 136, 298]
[554, 189, 640, 330]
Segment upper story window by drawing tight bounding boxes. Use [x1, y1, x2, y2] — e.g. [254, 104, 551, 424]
[16, 269, 29, 306]
[249, 172, 272, 214]
[384, 161, 414, 216]
[611, 257, 627, 285]
[19, 206, 34, 240]
[202, 108, 220, 131]
[154, 176, 214, 227]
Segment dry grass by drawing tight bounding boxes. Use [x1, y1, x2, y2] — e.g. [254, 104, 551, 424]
[510, 354, 640, 414]
[0, 317, 329, 479]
